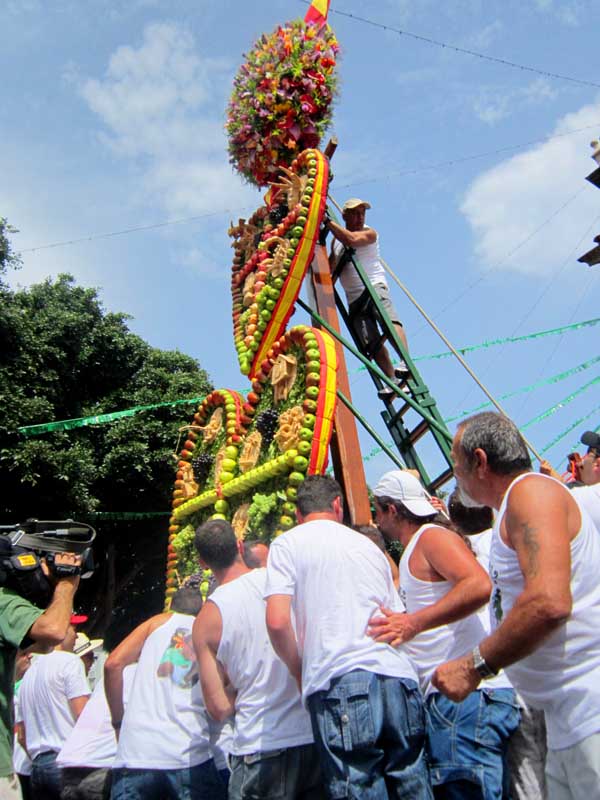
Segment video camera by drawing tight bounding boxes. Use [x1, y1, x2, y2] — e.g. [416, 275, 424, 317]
[0, 519, 96, 608]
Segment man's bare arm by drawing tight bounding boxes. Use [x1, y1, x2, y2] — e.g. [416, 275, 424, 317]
[327, 219, 377, 249]
[433, 477, 575, 700]
[68, 695, 89, 721]
[479, 478, 573, 670]
[193, 602, 236, 722]
[104, 612, 170, 726]
[369, 528, 491, 646]
[28, 555, 82, 647]
[266, 595, 302, 689]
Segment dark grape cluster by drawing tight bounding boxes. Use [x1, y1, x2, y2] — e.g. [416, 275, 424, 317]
[256, 409, 279, 446]
[183, 572, 204, 590]
[269, 203, 289, 225]
[191, 453, 214, 483]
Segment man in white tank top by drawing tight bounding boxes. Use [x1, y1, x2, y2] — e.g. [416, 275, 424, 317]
[265, 475, 432, 799]
[571, 430, 600, 533]
[372, 470, 519, 799]
[326, 198, 411, 400]
[192, 519, 323, 800]
[105, 587, 227, 800]
[434, 412, 600, 800]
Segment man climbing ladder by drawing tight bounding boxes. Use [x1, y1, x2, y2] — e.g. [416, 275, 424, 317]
[326, 197, 410, 400]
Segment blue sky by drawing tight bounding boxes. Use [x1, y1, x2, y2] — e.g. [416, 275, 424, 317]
[2, 0, 599, 486]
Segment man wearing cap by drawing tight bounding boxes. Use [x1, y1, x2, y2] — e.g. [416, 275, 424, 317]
[17, 625, 91, 799]
[326, 199, 410, 400]
[433, 411, 600, 799]
[571, 430, 600, 532]
[371, 469, 520, 799]
[265, 474, 432, 799]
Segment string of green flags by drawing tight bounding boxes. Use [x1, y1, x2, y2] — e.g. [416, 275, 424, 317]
[541, 406, 600, 455]
[18, 396, 207, 438]
[444, 356, 600, 423]
[521, 376, 600, 430]
[355, 316, 600, 375]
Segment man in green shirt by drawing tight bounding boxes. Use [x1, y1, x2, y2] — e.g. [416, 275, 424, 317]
[0, 553, 81, 799]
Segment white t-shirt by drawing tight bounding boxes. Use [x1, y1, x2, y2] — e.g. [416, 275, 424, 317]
[17, 651, 91, 760]
[114, 613, 213, 770]
[210, 569, 313, 755]
[265, 519, 417, 704]
[57, 665, 136, 769]
[490, 473, 600, 750]
[332, 227, 388, 304]
[13, 683, 31, 776]
[572, 484, 600, 534]
[400, 525, 507, 696]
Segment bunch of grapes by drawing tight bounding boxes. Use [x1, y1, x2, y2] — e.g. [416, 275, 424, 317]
[269, 203, 289, 225]
[256, 409, 279, 446]
[191, 453, 213, 483]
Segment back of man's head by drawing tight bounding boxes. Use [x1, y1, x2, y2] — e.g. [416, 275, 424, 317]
[448, 491, 494, 535]
[241, 540, 270, 569]
[170, 586, 203, 616]
[296, 475, 343, 517]
[354, 525, 386, 552]
[194, 519, 239, 571]
[458, 412, 532, 476]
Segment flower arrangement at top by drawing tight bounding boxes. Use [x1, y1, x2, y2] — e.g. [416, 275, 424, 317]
[226, 19, 339, 187]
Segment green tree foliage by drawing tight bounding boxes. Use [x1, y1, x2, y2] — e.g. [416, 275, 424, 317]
[0, 269, 213, 640]
[0, 217, 22, 279]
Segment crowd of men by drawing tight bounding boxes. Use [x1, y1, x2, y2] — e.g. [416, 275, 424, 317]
[2, 412, 600, 800]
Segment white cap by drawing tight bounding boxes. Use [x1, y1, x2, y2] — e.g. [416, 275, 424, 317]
[73, 633, 103, 658]
[374, 470, 437, 517]
[342, 197, 371, 213]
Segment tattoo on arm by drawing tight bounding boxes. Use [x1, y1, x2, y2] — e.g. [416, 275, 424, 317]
[521, 522, 540, 578]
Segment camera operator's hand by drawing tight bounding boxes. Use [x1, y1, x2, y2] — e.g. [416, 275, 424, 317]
[41, 552, 82, 589]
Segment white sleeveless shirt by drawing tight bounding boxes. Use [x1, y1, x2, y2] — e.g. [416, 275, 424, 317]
[489, 473, 600, 749]
[210, 568, 313, 755]
[114, 613, 213, 769]
[333, 227, 387, 303]
[400, 524, 506, 696]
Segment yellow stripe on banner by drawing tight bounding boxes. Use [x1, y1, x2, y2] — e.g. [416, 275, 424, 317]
[311, 330, 338, 472]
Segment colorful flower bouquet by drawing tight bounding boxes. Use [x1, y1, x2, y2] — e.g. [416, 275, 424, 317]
[226, 19, 339, 187]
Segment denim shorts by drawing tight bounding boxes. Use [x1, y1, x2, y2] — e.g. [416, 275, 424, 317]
[307, 669, 433, 799]
[228, 743, 324, 800]
[348, 283, 401, 353]
[111, 759, 227, 800]
[426, 688, 521, 799]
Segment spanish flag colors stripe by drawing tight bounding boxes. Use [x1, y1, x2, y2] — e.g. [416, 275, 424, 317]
[305, 0, 330, 26]
[309, 328, 338, 474]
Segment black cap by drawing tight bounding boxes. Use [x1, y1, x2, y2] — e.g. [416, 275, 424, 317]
[581, 431, 600, 451]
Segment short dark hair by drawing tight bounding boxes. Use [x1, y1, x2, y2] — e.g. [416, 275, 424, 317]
[194, 519, 239, 570]
[375, 495, 438, 526]
[241, 540, 269, 569]
[296, 475, 343, 517]
[354, 525, 386, 552]
[458, 412, 532, 476]
[447, 491, 493, 535]
[170, 586, 203, 616]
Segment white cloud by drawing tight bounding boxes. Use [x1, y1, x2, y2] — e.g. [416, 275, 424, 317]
[474, 78, 559, 125]
[461, 98, 600, 275]
[77, 22, 260, 217]
[534, 0, 583, 26]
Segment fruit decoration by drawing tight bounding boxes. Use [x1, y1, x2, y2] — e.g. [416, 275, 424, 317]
[164, 324, 337, 590]
[226, 19, 339, 187]
[231, 148, 329, 378]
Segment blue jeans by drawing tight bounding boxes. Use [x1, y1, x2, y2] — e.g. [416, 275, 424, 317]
[31, 750, 62, 800]
[229, 742, 324, 799]
[110, 758, 227, 800]
[426, 689, 521, 800]
[307, 670, 433, 799]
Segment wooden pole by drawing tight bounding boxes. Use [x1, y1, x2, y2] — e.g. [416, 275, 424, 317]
[309, 243, 372, 525]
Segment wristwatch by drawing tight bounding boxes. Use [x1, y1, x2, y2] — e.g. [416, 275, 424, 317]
[472, 645, 498, 679]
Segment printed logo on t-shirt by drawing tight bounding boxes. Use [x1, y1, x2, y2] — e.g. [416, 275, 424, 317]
[490, 568, 503, 623]
[156, 628, 198, 687]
